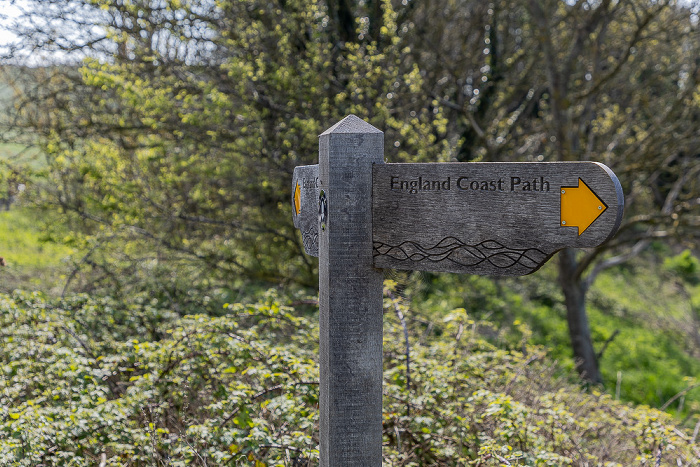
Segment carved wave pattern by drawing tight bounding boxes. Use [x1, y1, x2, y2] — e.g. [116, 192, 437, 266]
[302, 225, 318, 253]
[373, 237, 548, 272]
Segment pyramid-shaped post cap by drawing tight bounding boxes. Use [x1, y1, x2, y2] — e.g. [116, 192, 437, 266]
[320, 115, 383, 136]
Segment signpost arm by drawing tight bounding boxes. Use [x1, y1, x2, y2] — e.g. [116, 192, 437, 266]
[318, 115, 384, 466]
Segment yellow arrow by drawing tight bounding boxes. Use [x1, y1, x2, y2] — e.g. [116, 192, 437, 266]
[560, 178, 607, 235]
[294, 181, 302, 216]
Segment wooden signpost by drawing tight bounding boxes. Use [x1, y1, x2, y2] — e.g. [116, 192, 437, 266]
[292, 164, 320, 256]
[373, 162, 623, 275]
[291, 115, 624, 466]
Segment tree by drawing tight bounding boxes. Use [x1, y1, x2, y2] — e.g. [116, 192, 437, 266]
[402, 0, 700, 382]
[527, 0, 699, 383]
[1, 0, 448, 301]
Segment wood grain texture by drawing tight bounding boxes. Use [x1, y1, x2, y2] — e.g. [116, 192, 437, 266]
[318, 115, 384, 466]
[292, 164, 319, 257]
[373, 162, 623, 276]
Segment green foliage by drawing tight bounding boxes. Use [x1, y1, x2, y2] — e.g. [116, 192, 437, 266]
[3, 1, 699, 396]
[0, 208, 73, 294]
[665, 250, 700, 285]
[405, 257, 700, 419]
[1, 288, 698, 465]
[4, 0, 450, 298]
[0, 290, 319, 465]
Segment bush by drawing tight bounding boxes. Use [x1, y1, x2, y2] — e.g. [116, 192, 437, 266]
[1, 289, 698, 465]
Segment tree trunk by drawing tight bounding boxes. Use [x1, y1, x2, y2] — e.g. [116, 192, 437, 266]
[558, 248, 602, 384]
[326, 0, 356, 44]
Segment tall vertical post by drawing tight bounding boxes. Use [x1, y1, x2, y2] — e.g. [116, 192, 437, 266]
[318, 115, 384, 465]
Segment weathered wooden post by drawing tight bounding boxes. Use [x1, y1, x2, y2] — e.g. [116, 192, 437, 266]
[291, 115, 624, 465]
[319, 115, 384, 465]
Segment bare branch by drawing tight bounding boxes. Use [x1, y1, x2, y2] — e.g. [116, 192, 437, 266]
[583, 239, 650, 290]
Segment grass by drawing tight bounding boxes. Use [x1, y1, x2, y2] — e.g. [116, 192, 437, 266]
[0, 127, 67, 293]
[0, 206, 74, 295]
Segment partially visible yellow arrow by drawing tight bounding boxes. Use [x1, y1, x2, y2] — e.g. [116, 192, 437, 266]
[560, 178, 607, 236]
[294, 181, 302, 216]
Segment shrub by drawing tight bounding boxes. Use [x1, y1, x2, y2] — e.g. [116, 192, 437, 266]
[1, 289, 698, 465]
